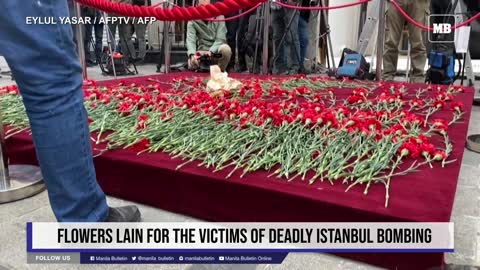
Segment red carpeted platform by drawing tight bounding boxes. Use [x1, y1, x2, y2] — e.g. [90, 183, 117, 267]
[6, 73, 475, 269]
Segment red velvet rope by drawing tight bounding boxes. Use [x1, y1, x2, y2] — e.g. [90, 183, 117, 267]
[76, 0, 479, 30]
[74, 0, 265, 21]
[273, 0, 371, 11]
[207, 3, 262, 22]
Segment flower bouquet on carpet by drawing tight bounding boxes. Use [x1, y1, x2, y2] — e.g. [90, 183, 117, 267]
[0, 75, 467, 207]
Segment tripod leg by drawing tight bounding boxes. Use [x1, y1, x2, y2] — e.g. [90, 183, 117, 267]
[271, 6, 301, 73]
[285, 8, 302, 72]
[262, 2, 270, 74]
[253, 7, 263, 73]
[103, 12, 117, 78]
[406, 40, 411, 82]
[320, 0, 336, 69]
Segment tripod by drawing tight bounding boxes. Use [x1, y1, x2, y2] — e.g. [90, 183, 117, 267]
[306, 0, 336, 73]
[252, 6, 264, 73]
[239, 5, 267, 73]
[270, 3, 302, 74]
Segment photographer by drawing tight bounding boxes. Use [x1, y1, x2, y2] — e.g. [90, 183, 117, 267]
[186, 0, 232, 72]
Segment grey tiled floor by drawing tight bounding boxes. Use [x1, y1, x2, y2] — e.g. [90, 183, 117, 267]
[0, 59, 479, 270]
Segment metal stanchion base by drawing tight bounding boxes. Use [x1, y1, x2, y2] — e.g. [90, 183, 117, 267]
[466, 134, 480, 154]
[473, 98, 480, 106]
[0, 165, 45, 204]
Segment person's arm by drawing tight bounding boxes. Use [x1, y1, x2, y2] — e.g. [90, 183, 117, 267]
[186, 22, 198, 58]
[209, 19, 227, 53]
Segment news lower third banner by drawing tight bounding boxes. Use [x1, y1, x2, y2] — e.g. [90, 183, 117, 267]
[27, 222, 454, 264]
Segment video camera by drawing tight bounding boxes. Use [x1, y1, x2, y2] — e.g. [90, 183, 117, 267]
[98, 47, 137, 76]
[194, 52, 223, 72]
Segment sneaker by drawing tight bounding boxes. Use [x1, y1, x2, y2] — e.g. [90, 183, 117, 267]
[105, 205, 141, 222]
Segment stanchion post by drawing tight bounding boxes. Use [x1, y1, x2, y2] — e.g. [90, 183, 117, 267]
[163, 1, 172, 74]
[262, 1, 271, 75]
[375, 0, 386, 80]
[0, 116, 10, 190]
[74, 2, 88, 80]
[0, 116, 45, 203]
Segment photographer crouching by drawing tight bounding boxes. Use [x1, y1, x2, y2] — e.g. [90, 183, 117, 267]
[186, 0, 232, 72]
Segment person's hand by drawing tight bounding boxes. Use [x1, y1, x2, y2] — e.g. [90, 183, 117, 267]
[190, 54, 199, 67]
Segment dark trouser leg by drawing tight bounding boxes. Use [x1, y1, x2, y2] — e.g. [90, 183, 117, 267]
[298, 16, 309, 69]
[119, 22, 135, 61]
[285, 8, 301, 73]
[237, 13, 251, 71]
[226, 15, 239, 72]
[84, 20, 94, 63]
[272, 8, 287, 74]
[94, 21, 104, 61]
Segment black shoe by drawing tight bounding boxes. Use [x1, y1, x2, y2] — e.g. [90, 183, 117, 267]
[86, 61, 96, 67]
[236, 65, 248, 73]
[298, 67, 308, 74]
[105, 205, 141, 222]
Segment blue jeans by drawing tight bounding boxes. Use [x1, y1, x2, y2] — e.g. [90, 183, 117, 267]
[0, 0, 109, 222]
[298, 16, 309, 68]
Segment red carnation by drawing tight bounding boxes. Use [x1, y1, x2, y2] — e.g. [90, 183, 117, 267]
[436, 93, 447, 101]
[433, 151, 447, 161]
[420, 143, 435, 158]
[433, 100, 446, 109]
[117, 101, 133, 115]
[347, 95, 366, 104]
[127, 138, 150, 152]
[399, 141, 420, 158]
[409, 98, 424, 108]
[336, 105, 351, 117]
[366, 119, 382, 131]
[453, 86, 464, 93]
[6, 85, 19, 94]
[432, 118, 448, 132]
[352, 88, 368, 97]
[137, 114, 150, 130]
[451, 102, 464, 113]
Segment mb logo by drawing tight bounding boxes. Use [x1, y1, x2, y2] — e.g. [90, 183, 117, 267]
[433, 23, 452, 34]
[428, 14, 456, 43]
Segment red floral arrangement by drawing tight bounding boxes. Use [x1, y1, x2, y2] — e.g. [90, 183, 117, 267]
[0, 77, 466, 207]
